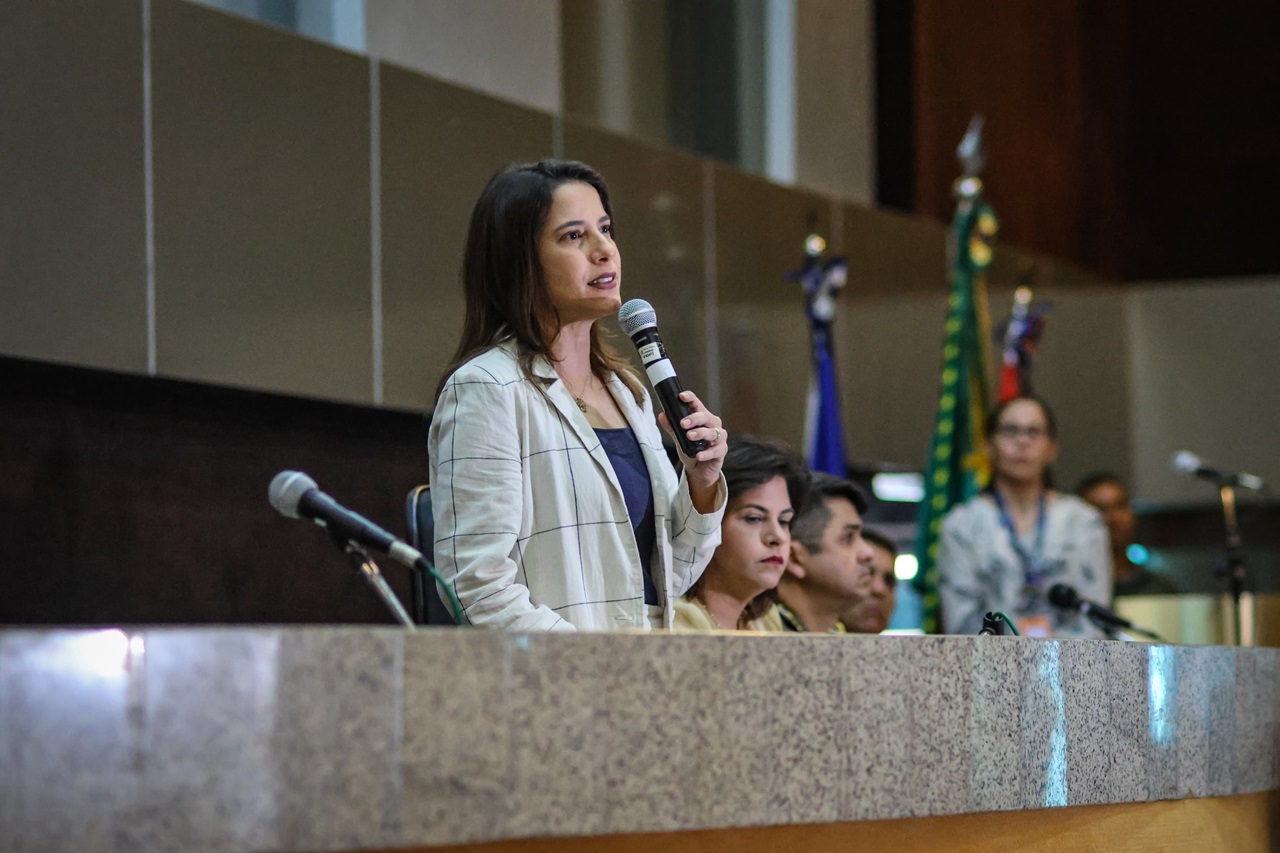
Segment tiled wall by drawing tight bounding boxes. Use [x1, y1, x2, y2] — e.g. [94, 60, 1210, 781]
[12, 0, 1273, 500]
[1, 0, 150, 374]
[151, 0, 374, 403]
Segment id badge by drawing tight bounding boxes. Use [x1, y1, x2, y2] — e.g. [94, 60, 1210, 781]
[1017, 614, 1052, 638]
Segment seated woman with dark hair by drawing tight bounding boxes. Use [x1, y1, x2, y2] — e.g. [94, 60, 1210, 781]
[674, 435, 810, 631]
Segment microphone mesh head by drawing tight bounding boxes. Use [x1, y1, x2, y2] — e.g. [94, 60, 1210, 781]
[269, 470, 317, 518]
[1171, 450, 1200, 474]
[618, 299, 657, 336]
[1047, 583, 1078, 609]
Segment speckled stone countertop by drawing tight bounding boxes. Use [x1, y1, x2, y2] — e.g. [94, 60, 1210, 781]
[2, 628, 1277, 852]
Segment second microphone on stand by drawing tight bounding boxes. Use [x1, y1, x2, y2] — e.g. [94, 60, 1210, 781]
[1048, 583, 1164, 641]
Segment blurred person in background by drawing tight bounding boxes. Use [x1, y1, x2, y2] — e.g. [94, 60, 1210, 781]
[937, 395, 1111, 638]
[1076, 472, 1178, 598]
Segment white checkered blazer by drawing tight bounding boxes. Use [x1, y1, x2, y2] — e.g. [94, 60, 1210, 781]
[429, 340, 726, 631]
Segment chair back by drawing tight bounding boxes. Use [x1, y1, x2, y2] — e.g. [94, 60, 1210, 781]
[405, 485, 458, 626]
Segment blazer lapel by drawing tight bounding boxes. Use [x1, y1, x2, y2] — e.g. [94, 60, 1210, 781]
[530, 356, 624, 497]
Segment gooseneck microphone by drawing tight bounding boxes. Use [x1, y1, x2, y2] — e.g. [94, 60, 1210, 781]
[617, 299, 708, 458]
[1171, 450, 1266, 491]
[269, 470, 426, 570]
[1048, 583, 1163, 641]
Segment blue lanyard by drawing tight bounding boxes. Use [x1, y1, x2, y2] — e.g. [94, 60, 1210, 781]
[992, 490, 1047, 588]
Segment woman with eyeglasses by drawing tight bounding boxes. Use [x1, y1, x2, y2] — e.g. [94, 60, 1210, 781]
[936, 395, 1112, 637]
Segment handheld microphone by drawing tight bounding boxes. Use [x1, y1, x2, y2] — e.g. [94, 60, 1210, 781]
[617, 299, 708, 459]
[1171, 450, 1266, 491]
[269, 471, 425, 570]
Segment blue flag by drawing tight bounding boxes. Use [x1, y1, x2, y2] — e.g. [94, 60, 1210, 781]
[794, 245, 850, 476]
[805, 325, 847, 476]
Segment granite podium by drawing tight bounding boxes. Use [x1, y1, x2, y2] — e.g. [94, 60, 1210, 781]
[2, 628, 1277, 852]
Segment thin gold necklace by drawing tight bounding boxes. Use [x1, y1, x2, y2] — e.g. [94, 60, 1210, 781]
[564, 372, 594, 413]
[703, 598, 736, 631]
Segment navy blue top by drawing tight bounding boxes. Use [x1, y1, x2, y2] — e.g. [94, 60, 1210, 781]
[595, 427, 658, 605]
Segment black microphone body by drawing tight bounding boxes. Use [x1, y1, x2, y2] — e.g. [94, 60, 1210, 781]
[1048, 583, 1134, 631]
[618, 300, 708, 459]
[298, 488, 398, 553]
[270, 471, 425, 570]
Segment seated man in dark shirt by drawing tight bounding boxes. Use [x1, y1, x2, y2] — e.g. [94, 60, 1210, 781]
[1076, 472, 1178, 598]
[759, 473, 876, 633]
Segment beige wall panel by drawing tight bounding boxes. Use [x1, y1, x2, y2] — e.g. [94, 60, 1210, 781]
[0, 0, 147, 372]
[839, 204, 947, 297]
[987, 245, 1100, 290]
[795, 0, 875, 205]
[840, 200, 1097, 301]
[151, 0, 372, 403]
[840, 284, 1132, 484]
[560, 1, 671, 145]
[366, 0, 560, 114]
[562, 122, 708, 395]
[714, 167, 830, 448]
[838, 193, 1127, 482]
[836, 202, 947, 468]
[989, 284, 1132, 492]
[1127, 277, 1280, 505]
[838, 291, 948, 469]
[379, 69, 553, 411]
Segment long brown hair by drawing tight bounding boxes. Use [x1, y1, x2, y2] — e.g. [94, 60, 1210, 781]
[686, 435, 812, 625]
[435, 160, 642, 404]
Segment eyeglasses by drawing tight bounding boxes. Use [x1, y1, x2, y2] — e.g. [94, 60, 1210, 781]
[994, 424, 1049, 441]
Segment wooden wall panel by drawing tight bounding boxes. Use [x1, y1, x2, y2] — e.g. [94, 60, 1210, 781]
[0, 357, 423, 625]
[395, 790, 1279, 853]
[912, 0, 1280, 280]
[914, 0, 1090, 270]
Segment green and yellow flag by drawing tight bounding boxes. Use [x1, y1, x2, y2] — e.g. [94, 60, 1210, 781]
[913, 118, 998, 634]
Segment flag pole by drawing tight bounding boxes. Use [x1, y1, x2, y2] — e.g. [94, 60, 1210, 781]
[913, 116, 1000, 634]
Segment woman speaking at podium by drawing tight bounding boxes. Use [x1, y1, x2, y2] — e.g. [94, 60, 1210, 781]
[429, 160, 727, 631]
[937, 395, 1111, 638]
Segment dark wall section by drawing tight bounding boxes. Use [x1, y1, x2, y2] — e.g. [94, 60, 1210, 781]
[666, 0, 742, 165]
[0, 357, 427, 625]
[872, 0, 915, 213]
[1136, 504, 1280, 596]
[912, 0, 1280, 280]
